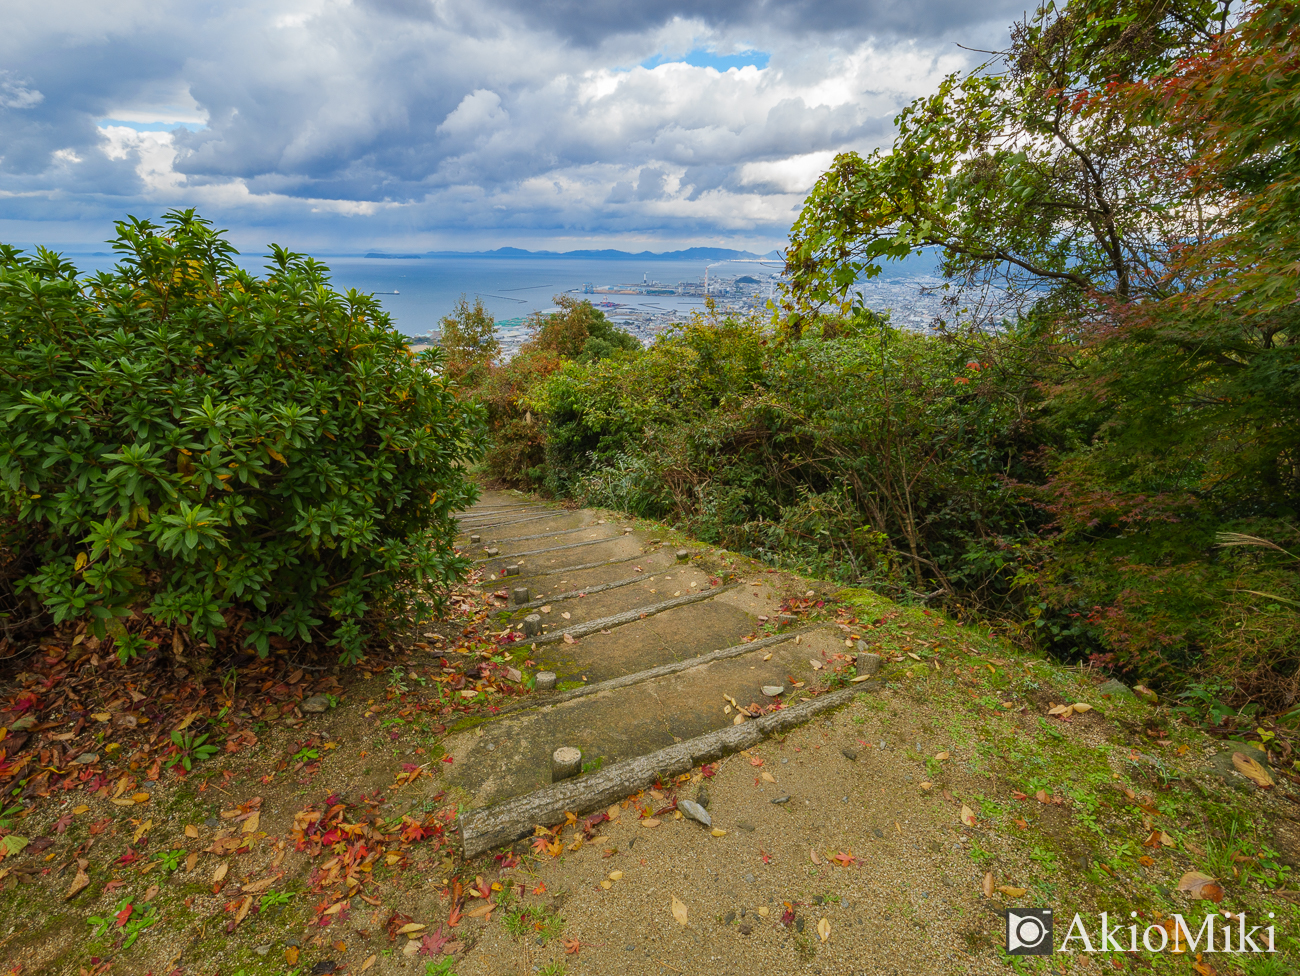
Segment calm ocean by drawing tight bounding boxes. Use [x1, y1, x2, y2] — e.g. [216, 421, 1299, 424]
[52, 250, 942, 338]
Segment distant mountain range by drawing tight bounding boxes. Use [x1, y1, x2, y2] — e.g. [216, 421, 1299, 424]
[362, 246, 785, 261]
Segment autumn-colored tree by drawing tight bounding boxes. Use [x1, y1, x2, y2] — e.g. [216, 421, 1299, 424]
[439, 294, 500, 390]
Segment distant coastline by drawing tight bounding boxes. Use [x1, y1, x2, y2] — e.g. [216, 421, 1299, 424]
[361, 246, 785, 262]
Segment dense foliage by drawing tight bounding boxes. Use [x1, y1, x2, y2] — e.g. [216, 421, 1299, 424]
[0, 211, 484, 664]
[459, 0, 1299, 720]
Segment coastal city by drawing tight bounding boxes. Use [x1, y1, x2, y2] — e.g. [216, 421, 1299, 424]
[408, 266, 955, 358]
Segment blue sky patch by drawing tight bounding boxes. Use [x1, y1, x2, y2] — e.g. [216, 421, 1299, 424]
[642, 48, 770, 71]
[97, 119, 207, 132]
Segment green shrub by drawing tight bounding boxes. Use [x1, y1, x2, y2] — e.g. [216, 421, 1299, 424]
[0, 210, 484, 664]
[476, 296, 639, 489]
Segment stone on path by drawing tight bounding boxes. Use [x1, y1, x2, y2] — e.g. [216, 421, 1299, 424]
[762, 685, 785, 697]
[678, 799, 711, 827]
[1097, 679, 1135, 700]
[300, 694, 330, 713]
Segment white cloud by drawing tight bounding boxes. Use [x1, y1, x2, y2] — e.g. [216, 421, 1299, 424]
[0, 0, 1017, 248]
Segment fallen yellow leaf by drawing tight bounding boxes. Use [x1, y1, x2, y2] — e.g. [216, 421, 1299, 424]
[960, 804, 977, 827]
[1232, 753, 1274, 788]
[396, 923, 425, 934]
[998, 886, 1028, 897]
[212, 862, 228, 883]
[670, 894, 688, 926]
[184, 824, 199, 839]
[641, 819, 660, 828]
[817, 917, 831, 942]
[711, 828, 727, 837]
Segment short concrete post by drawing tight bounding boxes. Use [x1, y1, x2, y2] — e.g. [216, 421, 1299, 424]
[522, 614, 542, 637]
[469, 534, 481, 544]
[676, 549, 690, 562]
[505, 564, 520, 577]
[551, 746, 582, 782]
[534, 671, 557, 691]
[485, 547, 500, 557]
[856, 651, 882, 676]
[512, 587, 531, 605]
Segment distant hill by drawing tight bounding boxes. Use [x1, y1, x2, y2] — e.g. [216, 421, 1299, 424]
[363, 246, 784, 261]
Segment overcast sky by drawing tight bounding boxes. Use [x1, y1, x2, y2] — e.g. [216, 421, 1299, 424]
[0, 0, 1022, 253]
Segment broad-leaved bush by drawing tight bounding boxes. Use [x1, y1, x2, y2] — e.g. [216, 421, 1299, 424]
[0, 211, 484, 664]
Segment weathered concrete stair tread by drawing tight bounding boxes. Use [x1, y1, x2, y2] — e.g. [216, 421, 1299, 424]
[472, 533, 622, 563]
[528, 584, 738, 645]
[458, 512, 567, 530]
[471, 523, 599, 545]
[457, 684, 862, 858]
[537, 628, 805, 707]
[457, 504, 538, 516]
[506, 553, 644, 580]
[509, 572, 655, 611]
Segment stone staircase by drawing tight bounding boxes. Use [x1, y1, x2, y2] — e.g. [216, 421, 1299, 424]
[441, 489, 866, 855]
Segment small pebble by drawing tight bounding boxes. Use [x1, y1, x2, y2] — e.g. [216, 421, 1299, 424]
[739, 923, 752, 935]
[781, 758, 788, 764]
[625, 945, 635, 951]
[771, 795, 790, 804]
[841, 748, 857, 761]
[743, 873, 755, 883]
[736, 821, 756, 832]
[724, 911, 736, 925]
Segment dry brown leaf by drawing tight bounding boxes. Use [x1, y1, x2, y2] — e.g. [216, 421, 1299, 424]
[131, 792, 150, 803]
[1177, 871, 1225, 903]
[359, 955, 376, 972]
[670, 894, 688, 926]
[810, 848, 823, 865]
[761, 772, 776, 784]
[184, 824, 199, 839]
[982, 872, 994, 898]
[212, 862, 228, 884]
[285, 947, 300, 965]
[817, 917, 831, 942]
[240, 876, 276, 894]
[934, 751, 950, 762]
[185, 851, 198, 873]
[641, 819, 661, 829]
[233, 895, 252, 927]
[241, 810, 260, 834]
[1047, 704, 1073, 717]
[960, 804, 977, 827]
[998, 886, 1028, 897]
[563, 633, 576, 644]
[809, 659, 824, 670]
[133, 819, 153, 843]
[1071, 702, 1093, 713]
[397, 923, 425, 934]
[1232, 753, 1274, 788]
[65, 860, 90, 900]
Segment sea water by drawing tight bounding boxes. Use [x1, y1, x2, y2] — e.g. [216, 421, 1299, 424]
[50, 250, 948, 339]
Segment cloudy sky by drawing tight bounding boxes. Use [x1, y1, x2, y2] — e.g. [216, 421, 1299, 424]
[0, 0, 1022, 253]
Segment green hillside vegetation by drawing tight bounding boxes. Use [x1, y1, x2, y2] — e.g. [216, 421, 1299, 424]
[445, 0, 1300, 749]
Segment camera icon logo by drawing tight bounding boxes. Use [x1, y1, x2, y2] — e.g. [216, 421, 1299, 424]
[1005, 909, 1052, 955]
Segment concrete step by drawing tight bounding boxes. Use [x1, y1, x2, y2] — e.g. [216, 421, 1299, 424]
[441, 625, 848, 807]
